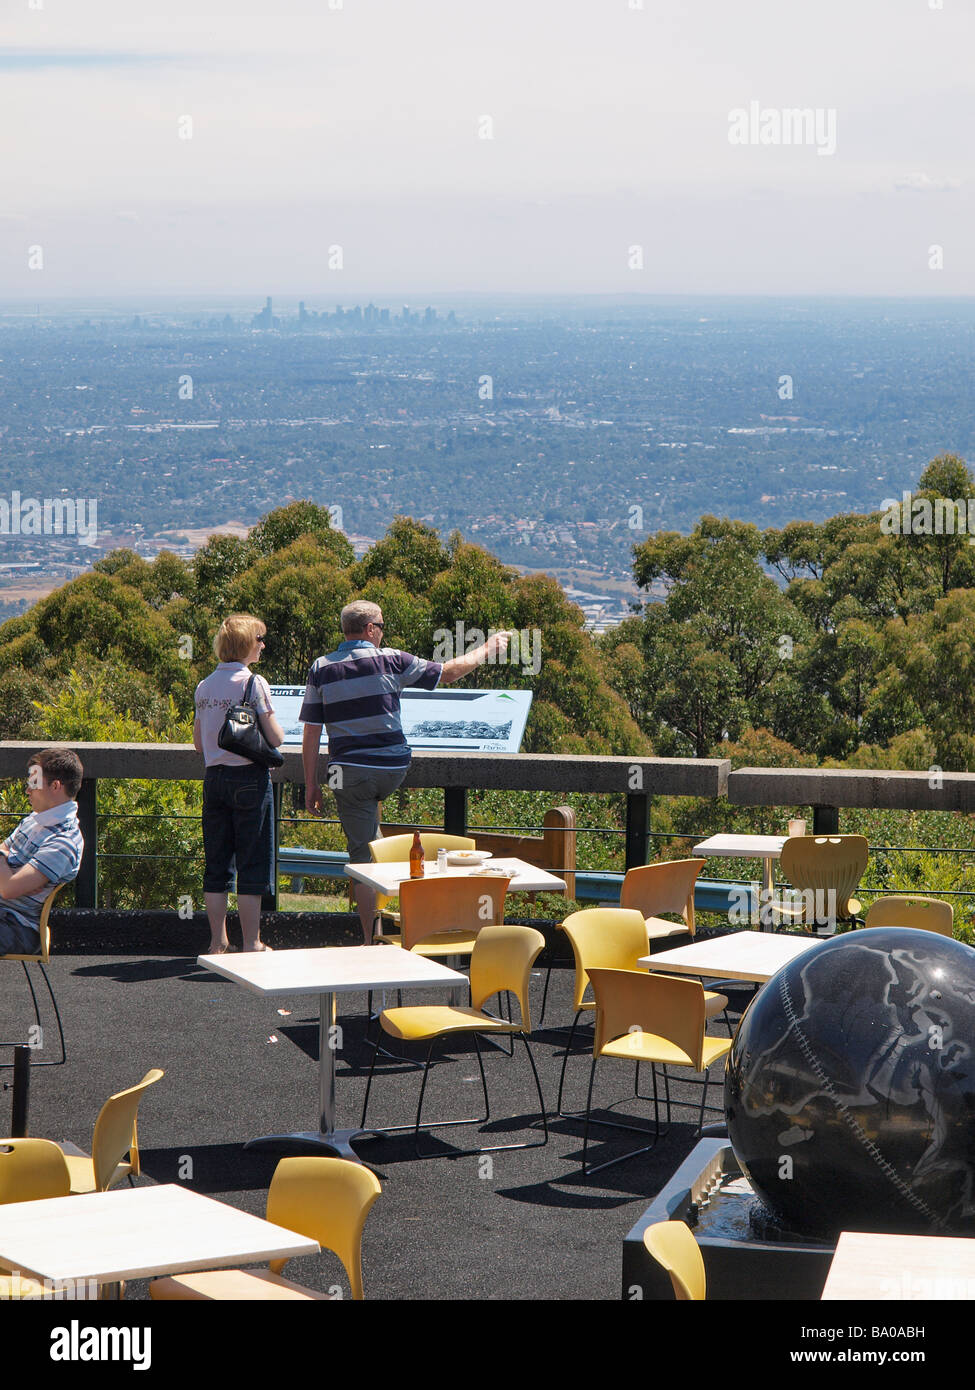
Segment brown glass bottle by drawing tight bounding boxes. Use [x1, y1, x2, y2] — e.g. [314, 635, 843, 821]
[409, 831, 424, 879]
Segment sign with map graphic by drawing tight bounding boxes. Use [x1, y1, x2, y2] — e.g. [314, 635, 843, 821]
[268, 686, 532, 753]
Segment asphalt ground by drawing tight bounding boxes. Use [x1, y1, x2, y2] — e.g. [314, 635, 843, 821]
[0, 938, 752, 1304]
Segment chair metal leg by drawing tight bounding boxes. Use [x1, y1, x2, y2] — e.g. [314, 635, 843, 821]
[635, 1059, 723, 1126]
[556, 1009, 588, 1117]
[35, 964, 67, 1067]
[414, 1031, 549, 1158]
[362, 1025, 548, 1158]
[582, 1055, 676, 1175]
[538, 960, 553, 1027]
[0, 962, 67, 1069]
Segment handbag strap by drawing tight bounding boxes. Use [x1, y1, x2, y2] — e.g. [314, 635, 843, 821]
[242, 673, 256, 706]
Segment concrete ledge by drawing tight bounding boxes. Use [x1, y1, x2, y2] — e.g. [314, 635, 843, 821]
[728, 766, 975, 811]
[0, 742, 730, 798]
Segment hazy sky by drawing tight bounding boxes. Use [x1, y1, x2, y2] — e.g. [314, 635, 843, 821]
[2, 0, 974, 299]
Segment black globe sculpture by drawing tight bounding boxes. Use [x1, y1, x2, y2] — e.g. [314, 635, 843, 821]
[725, 926, 975, 1241]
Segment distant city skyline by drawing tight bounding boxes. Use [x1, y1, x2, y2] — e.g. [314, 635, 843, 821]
[2, 0, 974, 297]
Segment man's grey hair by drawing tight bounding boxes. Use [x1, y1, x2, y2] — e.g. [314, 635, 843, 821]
[341, 600, 382, 636]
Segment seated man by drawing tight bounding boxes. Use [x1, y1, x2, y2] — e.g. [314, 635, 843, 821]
[0, 749, 85, 955]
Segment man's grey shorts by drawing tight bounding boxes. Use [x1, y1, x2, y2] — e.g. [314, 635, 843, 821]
[332, 764, 407, 863]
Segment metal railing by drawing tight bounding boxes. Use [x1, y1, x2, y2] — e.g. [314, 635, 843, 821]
[2, 743, 974, 913]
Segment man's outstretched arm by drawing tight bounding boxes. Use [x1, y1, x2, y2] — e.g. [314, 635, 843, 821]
[440, 630, 514, 685]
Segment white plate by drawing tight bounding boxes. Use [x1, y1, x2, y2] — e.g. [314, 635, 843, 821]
[446, 850, 492, 866]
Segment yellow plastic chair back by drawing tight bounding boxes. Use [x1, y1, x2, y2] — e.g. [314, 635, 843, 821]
[780, 835, 868, 921]
[369, 833, 476, 862]
[0, 1137, 71, 1203]
[398, 876, 511, 951]
[266, 1156, 382, 1300]
[368, 833, 478, 911]
[468, 925, 546, 1033]
[561, 909, 650, 1011]
[643, 1221, 706, 1300]
[587, 967, 708, 1070]
[864, 895, 953, 936]
[91, 1069, 164, 1192]
[620, 859, 704, 937]
[3, 882, 65, 963]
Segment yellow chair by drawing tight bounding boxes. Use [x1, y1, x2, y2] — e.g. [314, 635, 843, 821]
[378, 874, 510, 959]
[620, 859, 705, 943]
[368, 832, 476, 932]
[0, 1136, 71, 1204]
[0, 1138, 72, 1299]
[58, 1069, 164, 1194]
[643, 1221, 706, 1301]
[582, 968, 733, 1175]
[863, 895, 953, 937]
[773, 835, 868, 933]
[369, 877, 512, 1050]
[150, 1156, 381, 1301]
[1, 883, 67, 1066]
[556, 909, 729, 1119]
[360, 925, 548, 1157]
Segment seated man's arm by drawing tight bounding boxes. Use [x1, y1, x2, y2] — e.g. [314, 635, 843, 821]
[0, 856, 50, 901]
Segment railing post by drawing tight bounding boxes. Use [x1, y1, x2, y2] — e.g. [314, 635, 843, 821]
[444, 787, 467, 838]
[625, 792, 649, 869]
[263, 781, 283, 913]
[75, 777, 97, 909]
[813, 807, 839, 835]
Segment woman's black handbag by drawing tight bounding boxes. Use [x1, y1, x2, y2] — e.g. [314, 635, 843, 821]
[217, 675, 284, 769]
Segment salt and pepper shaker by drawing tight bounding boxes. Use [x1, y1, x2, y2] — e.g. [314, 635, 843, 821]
[437, 848, 448, 874]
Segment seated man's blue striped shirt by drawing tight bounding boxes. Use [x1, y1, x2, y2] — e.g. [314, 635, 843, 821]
[1, 800, 84, 937]
[299, 640, 443, 771]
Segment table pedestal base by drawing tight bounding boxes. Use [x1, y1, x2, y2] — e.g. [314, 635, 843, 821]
[244, 1128, 373, 1162]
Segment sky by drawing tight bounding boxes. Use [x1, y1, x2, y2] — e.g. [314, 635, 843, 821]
[1, 0, 974, 299]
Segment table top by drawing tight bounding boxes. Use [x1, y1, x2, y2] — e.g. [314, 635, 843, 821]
[822, 1230, 975, 1301]
[198, 943, 467, 997]
[639, 929, 822, 983]
[0, 1183, 319, 1288]
[344, 856, 567, 896]
[693, 834, 788, 859]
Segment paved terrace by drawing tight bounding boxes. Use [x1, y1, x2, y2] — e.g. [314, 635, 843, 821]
[5, 746, 975, 1304]
[1, 913, 749, 1303]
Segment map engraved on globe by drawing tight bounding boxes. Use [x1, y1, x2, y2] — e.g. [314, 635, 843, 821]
[724, 927, 975, 1240]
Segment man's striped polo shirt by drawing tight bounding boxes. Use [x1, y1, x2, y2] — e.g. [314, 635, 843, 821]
[1, 800, 84, 938]
[299, 639, 443, 771]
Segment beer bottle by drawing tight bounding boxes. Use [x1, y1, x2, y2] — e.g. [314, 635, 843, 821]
[409, 831, 425, 879]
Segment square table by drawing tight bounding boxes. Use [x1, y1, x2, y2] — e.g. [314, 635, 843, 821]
[199, 944, 466, 1161]
[821, 1230, 975, 1300]
[0, 1183, 318, 1294]
[693, 834, 787, 929]
[638, 929, 823, 984]
[344, 857, 568, 898]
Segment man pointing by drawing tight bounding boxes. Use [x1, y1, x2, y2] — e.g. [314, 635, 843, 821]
[301, 601, 511, 940]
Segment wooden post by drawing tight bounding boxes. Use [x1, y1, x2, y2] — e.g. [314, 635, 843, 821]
[543, 806, 576, 900]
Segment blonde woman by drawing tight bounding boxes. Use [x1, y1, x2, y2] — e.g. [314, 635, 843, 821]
[194, 614, 284, 953]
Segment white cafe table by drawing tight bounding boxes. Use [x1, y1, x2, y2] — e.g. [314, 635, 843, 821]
[822, 1230, 975, 1300]
[199, 945, 466, 1161]
[638, 929, 822, 984]
[0, 1183, 318, 1294]
[344, 857, 568, 897]
[693, 834, 787, 900]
